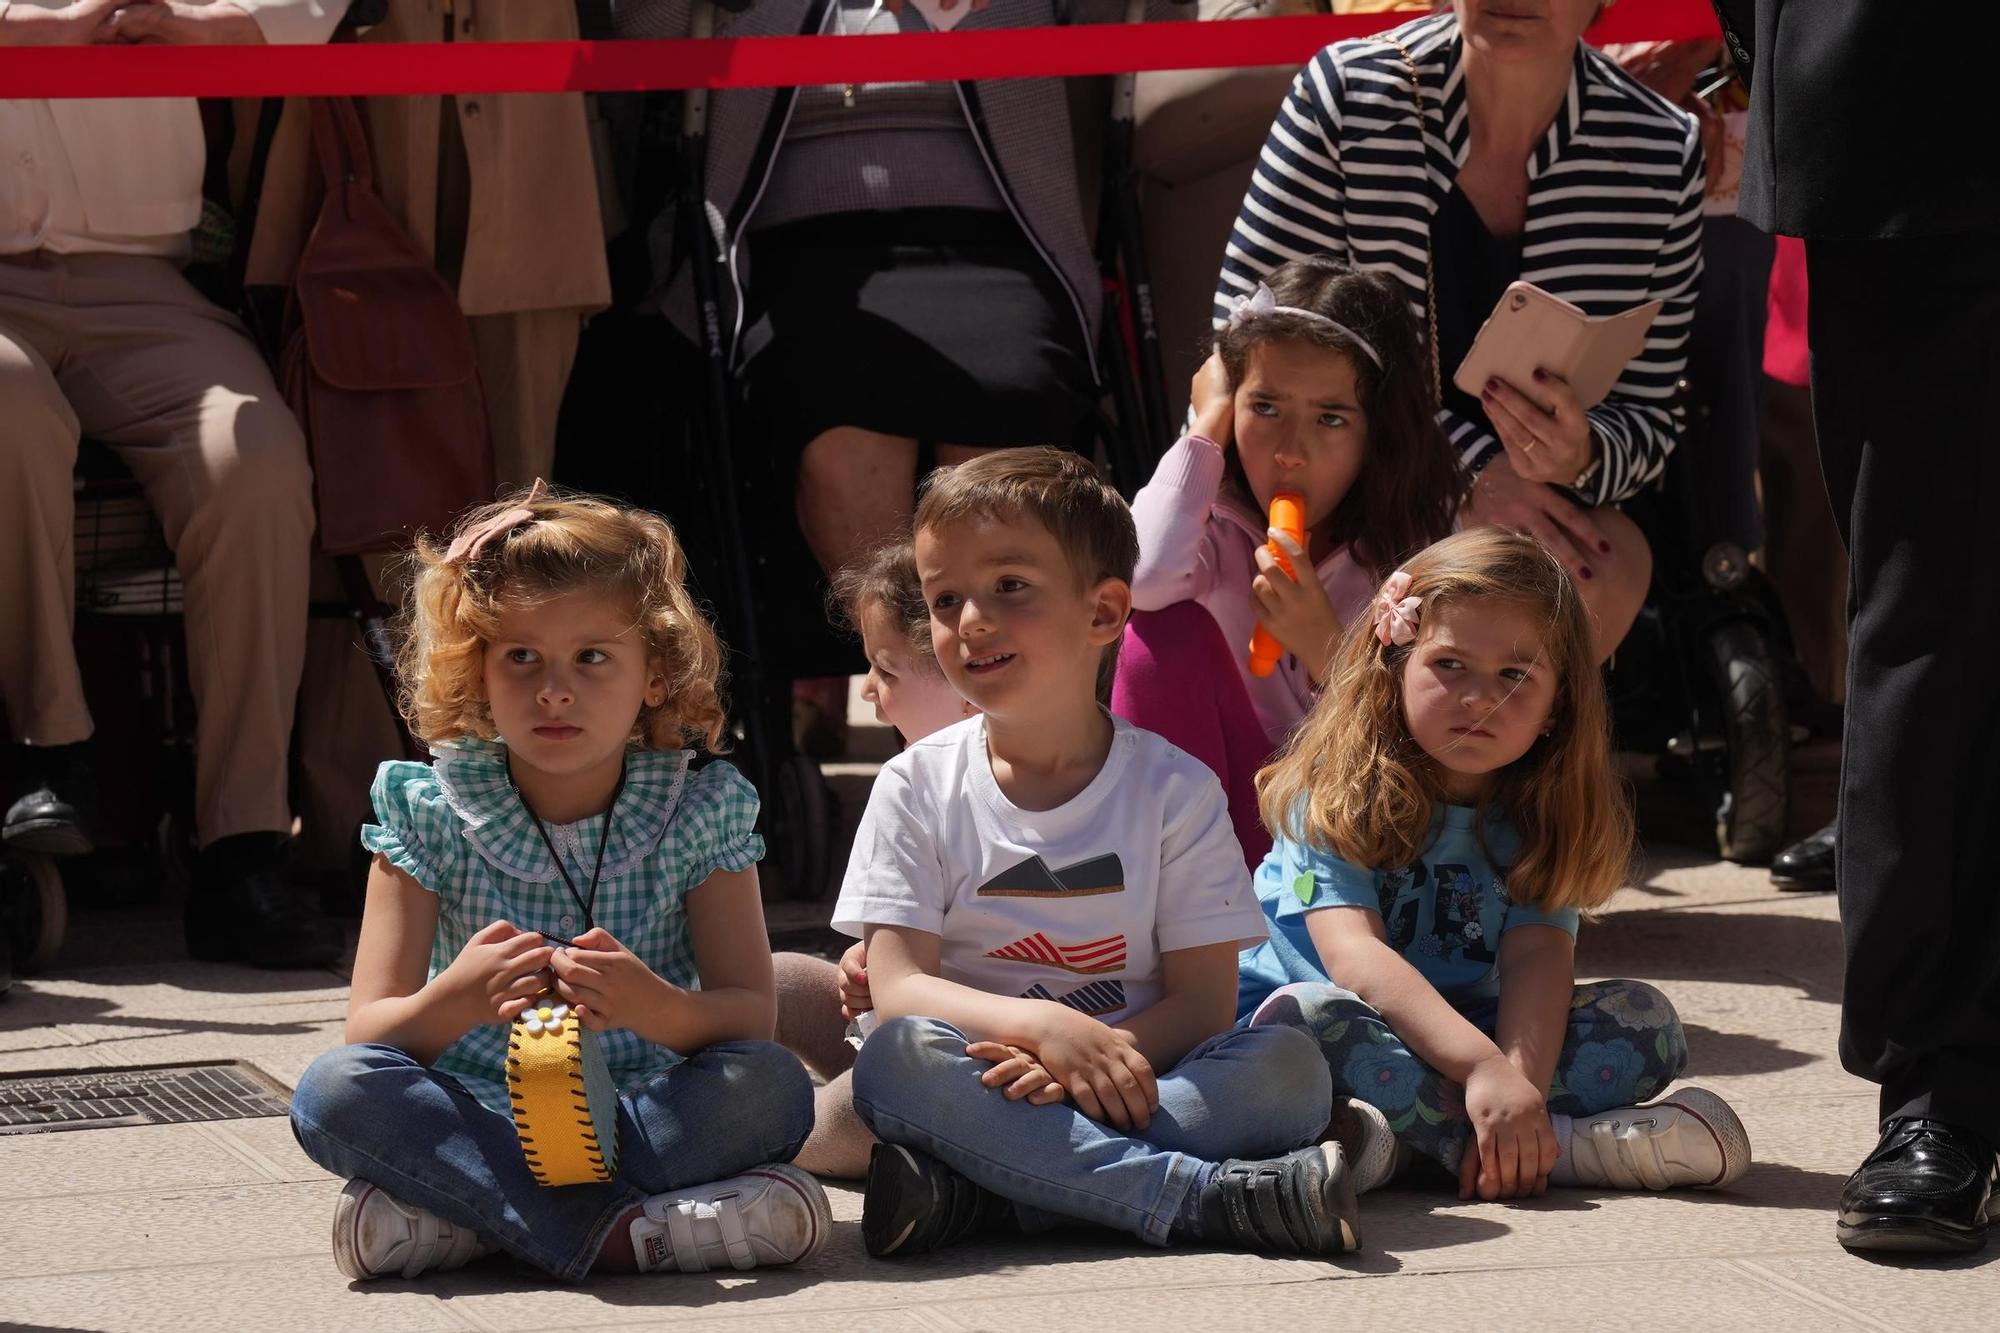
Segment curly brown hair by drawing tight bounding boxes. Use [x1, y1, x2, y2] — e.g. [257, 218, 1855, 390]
[394, 485, 729, 753]
[828, 538, 935, 667]
[1217, 257, 1461, 576]
[1255, 528, 1633, 914]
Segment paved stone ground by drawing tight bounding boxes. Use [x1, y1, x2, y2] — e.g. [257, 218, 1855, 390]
[3, 734, 1993, 1332]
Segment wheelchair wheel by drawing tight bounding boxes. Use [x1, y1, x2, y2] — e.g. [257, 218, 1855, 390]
[766, 755, 837, 902]
[1, 851, 68, 973]
[1695, 618, 1791, 863]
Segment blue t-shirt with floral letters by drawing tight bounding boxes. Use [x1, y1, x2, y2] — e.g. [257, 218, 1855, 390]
[1237, 804, 1579, 1019]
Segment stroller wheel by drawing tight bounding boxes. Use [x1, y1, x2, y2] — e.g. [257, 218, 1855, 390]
[1, 851, 68, 973]
[1696, 619, 1791, 864]
[767, 755, 836, 901]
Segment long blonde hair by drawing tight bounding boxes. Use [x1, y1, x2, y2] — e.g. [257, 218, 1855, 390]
[1256, 528, 1632, 914]
[395, 485, 729, 753]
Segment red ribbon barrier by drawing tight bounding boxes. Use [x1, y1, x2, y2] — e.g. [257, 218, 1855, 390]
[5, 5, 1720, 99]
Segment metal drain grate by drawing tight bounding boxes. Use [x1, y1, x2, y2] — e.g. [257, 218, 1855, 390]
[0, 1061, 291, 1134]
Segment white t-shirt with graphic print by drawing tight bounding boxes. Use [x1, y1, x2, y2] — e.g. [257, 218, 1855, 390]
[832, 714, 1268, 1024]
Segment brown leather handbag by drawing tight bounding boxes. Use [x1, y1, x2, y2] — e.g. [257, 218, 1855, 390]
[280, 97, 494, 555]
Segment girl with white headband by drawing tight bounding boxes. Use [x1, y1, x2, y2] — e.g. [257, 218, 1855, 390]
[1114, 258, 1460, 866]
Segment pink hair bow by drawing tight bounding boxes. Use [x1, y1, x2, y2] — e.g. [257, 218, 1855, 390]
[445, 478, 549, 564]
[1373, 570, 1421, 647]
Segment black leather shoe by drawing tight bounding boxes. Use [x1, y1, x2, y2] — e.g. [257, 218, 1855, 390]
[1837, 1118, 1998, 1253]
[3, 743, 95, 857]
[1770, 821, 1835, 891]
[185, 833, 345, 969]
[1199, 1143, 1360, 1256]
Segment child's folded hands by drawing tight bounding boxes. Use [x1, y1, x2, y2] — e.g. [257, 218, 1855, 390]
[550, 926, 678, 1032]
[1460, 1052, 1561, 1201]
[435, 918, 557, 1028]
[1034, 1009, 1160, 1132]
[966, 1041, 1066, 1105]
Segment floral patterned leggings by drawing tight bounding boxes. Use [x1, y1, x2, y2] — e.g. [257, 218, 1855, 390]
[1248, 978, 1688, 1172]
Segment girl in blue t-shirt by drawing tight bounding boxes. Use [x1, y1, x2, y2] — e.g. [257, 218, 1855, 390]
[1240, 528, 1750, 1202]
[288, 484, 829, 1283]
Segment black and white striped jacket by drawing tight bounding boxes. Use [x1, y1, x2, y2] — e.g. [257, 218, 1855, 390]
[1213, 11, 1704, 506]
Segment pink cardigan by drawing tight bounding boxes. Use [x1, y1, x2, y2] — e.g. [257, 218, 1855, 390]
[1130, 434, 1377, 748]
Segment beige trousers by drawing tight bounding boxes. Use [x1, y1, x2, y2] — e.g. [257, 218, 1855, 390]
[0, 251, 314, 846]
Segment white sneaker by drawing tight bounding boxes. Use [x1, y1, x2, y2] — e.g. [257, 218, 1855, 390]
[332, 1179, 493, 1280]
[1328, 1096, 1401, 1194]
[630, 1163, 831, 1273]
[1566, 1087, 1752, 1190]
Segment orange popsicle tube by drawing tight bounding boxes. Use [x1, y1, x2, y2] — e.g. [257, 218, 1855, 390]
[1247, 491, 1306, 678]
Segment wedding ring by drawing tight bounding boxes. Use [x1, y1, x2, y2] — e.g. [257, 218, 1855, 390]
[1524, 436, 1540, 453]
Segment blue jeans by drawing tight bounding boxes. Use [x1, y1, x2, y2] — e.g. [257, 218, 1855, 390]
[1248, 979, 1689, 1173]
[289, 1040, 814, 1280]
[850, 1017, 1331, 1246]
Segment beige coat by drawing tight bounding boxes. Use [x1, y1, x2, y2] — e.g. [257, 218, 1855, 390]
[241, 3, 614, 869]
[243, 0, 609, 318]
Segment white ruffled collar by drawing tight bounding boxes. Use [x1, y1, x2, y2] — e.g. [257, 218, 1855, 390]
[429, 737, 690, 882]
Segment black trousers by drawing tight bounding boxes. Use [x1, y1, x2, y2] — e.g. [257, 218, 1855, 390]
[1807, 229, 2000, 1146]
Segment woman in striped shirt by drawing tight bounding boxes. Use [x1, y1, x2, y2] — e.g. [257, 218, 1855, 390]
[1215, 1, 1705, 659]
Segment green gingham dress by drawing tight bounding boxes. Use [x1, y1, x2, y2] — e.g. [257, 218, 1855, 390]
[360, 739, 766, 1117]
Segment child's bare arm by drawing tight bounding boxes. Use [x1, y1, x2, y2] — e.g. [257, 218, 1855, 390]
[868, 924, 1159, 1129]
[864, 924, 1060, 1047]
[1494, 925, 1575, 1095]
[1305, 906, 1502, 1080]
[1488, 925, 1575, 1197]
[1112, 940, 1240, 1071]
[555, 865, 776, 1051]
[1309, 907, 1562, 1201]
[676, 864, 778, 1043]
[345, 855, 554, 1062]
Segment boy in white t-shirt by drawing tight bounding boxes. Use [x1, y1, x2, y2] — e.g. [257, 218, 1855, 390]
[837, 448, 1358, 1258]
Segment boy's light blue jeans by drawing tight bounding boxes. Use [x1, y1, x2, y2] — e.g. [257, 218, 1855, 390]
[850, 1016, 1332, 1245]
[289, 1040, 814, 1280]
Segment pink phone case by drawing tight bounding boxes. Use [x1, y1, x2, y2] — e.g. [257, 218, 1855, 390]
[1452, 282, 1663, 410]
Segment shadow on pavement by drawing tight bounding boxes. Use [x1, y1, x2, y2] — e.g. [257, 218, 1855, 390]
[0, 986, 337, 1041]
[1577, 909, 1843, 1004]
[1681, 1022, 1820, 1076]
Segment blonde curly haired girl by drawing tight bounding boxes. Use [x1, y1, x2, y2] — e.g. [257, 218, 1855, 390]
[288, 483, 830, 1284]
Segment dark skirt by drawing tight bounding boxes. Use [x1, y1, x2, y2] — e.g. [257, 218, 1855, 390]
[736, 208, 1098, 459]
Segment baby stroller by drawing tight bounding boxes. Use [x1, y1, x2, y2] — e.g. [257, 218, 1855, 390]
[563, 2, 1175, 901]
[556, 27, 846, 905]
[1607, 375, 1796, 865]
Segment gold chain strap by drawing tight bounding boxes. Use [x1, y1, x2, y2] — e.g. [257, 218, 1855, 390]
[1385, 36, 1443, 410]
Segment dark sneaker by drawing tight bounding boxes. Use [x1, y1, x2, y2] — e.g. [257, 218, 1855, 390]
[185, 833, 344, 969]
[861, 1143, 1012, 1258]
[1198, 1143, 1360, 1256]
